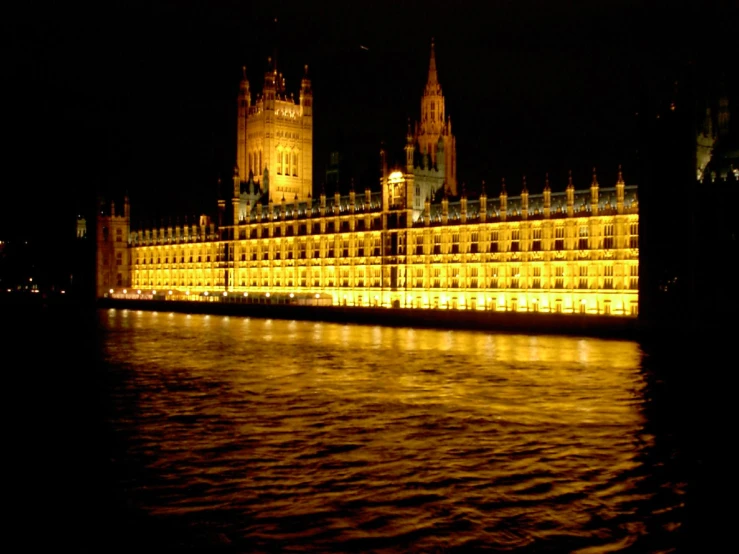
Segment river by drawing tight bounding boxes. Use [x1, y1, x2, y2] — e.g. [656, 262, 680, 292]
[7, 304, 731, 552]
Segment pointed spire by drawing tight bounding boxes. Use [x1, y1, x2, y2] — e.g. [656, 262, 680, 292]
[427, 37, 438, 86]
[544, 172, 551, 191]
[617, 164, 624, 184]
[591, 167, 598, 186]
[567, 169, 574, 189]
[501, 177, 507, 194]
[522, 175, 528, 193]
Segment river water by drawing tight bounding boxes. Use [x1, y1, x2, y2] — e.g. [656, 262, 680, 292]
[8, 305, 730, 552]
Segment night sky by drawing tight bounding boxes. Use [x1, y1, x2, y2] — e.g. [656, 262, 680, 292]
[5, 0, 737, 239]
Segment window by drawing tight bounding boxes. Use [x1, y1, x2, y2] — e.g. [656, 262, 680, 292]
[532, 267, 541, 289]
[433, 234, 441, 255]
[469, 267, 479, 288]
[276, 149, 282, 174]
[579, 225, 589, 250]
[629, 222, 638, 248]
[555, 266, 564, 289]
[451, 267, 460, 288]
[604, 266, 614, 289]
[490, 230, 499, 252]
[629, 265, 639, 289]
[579, 265, 588, 289]
[555, 227, 565, 250]
[115, 229, 122, 242]
[511, 230, 520, 252]
[415, 235, 424, 256]
[451, 233, 459, 254]
[604, 224, 614, 249]
[433, 267, 441, 288]
[470, 232, 478, 253]
[510, 267, 520, 289]
[532, 228, 541, 251]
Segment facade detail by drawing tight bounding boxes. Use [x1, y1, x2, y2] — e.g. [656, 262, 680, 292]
[97, 46, 639, 317]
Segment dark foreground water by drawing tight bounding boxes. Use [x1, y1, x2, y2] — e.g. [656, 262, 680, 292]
[8, 305, 732, 552]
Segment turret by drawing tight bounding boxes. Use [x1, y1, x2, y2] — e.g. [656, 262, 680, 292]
[405, 118, 414, 173]
[616, 165, 625, 214]
[479, 181, 487, 223]
[543, 173, 551, 218]
[566, 170, 575, 217]
[460, 185, 467, 224]
[500, 178, 508, 221]
[232, 165, 241, 224]
[590, 167, 599, 216]
[300, 64, 312, 117]
[521, 176, 529, 220]
[236, 66, 251, 182]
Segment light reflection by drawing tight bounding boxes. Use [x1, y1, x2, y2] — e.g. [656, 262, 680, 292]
[100, 312, 656, 550]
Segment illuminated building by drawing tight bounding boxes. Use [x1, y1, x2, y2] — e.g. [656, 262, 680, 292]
[235, 58, 313, 214]
[97, 43, 639, 317]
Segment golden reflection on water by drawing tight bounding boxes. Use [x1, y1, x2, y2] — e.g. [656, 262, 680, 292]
[101, 310, 672, 552]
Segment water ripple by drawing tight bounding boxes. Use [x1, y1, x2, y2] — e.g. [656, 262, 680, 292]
[99, 310, 688, 552]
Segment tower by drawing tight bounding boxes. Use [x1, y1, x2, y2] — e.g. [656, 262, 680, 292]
[235, 58, 313, 219]
[414, 38, 457, 196]
[96, 195, 131, 298]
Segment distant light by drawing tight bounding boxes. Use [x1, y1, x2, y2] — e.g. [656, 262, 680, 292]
[244, 292, 248, 297]
[60, 290, 65, 294]
[289, 293, 294, 298]
[168, 290, 172, 295]
[266, 292, 270, 297]
[223, 291, 228, 296]
[109, 289, 114, 294]
[315, 293, 320, 298]
[152, 290, 157, 295]
[204, 291, 209, 296]
[137, 290, 141, 294]
[185, 290, 190, 295]
[123, 289, 127, 294]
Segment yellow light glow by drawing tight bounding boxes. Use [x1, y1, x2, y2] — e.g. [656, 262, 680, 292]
[137, 290, 141, 294]
[266, 292, 270, 297]
[204, 291, 209, 296]
[289, 293, 294, 298]
[223, 291, 227, 296]
[123, 289, 127, 294]
[389, 170, 404, 182]
[109, 289, 114, 294]
[244, 292, 249, 297]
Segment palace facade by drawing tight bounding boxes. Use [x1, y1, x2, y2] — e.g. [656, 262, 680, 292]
[97, 42, 639, 317]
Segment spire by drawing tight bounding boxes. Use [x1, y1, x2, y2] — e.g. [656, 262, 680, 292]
[617, 164, 624, 185]
[544, 172, 551, 191]
[522, 175, 528, 194]
[591, 167, 598, 186]
[567, 169, 574, 190]
[427, 37, 438, 86]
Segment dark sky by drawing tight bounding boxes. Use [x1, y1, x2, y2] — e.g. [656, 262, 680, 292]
[4, 0, 737, 238]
